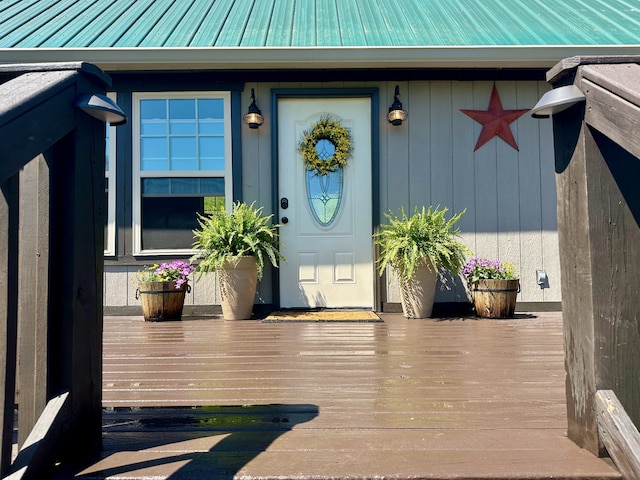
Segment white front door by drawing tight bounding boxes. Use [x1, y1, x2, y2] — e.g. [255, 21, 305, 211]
[278, 97, 373, 309]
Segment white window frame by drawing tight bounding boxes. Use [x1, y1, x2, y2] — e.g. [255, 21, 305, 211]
[132, 91, 233, 256]
[104, 92, 117, 257]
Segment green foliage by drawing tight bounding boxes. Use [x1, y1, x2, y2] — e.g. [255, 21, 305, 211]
[191, 201, 285, 280]
[374, 206, 470, 283]
[298, 116, 353, 176]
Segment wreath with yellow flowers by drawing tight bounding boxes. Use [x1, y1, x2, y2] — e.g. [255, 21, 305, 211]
[298, 116, 353, 176]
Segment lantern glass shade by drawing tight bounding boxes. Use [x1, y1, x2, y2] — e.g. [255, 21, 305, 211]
[387, 108, 407, 125]
[243, 111, 264, 129]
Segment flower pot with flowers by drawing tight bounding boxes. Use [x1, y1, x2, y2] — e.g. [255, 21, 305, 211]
[374, 206, 469, 319]
[463, 258, 519, 318]
[133, 260, 195, 321]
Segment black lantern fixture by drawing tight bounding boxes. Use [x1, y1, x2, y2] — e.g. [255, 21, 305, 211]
[387, 85, 407, 126]
[242, 88, 264, 129]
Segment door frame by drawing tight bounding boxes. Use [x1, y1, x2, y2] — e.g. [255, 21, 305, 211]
[270, 88, 380, 310]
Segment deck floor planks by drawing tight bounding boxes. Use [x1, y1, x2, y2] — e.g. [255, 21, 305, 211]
[56, 312, 620, 479]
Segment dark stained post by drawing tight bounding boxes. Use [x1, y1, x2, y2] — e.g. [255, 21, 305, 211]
[547, 56, 640, 455]
[0, 63, 118, 477]
[17, 154, 50, 447]
[0, 175, 19, 476]
[46, 82, 106, 456]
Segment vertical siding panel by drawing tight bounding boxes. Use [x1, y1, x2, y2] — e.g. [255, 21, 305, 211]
[429, 81, 455, 301]
[104, 266, 128, 306]
[385, 81, 410, 214]
[516, 81, 544, 302]
[495, 82, 522, 299]
[379, 82, 405, 304]
[408, 81, 430, 209]
[193, 272, 218, 306]
[452, 81, 477, 301]
[536, 83, 561, 302]
[471, 82, 499, 262]
[378, 82, 390, 223]
[242, 82, 261, 204]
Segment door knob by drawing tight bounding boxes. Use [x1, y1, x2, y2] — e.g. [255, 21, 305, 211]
[281, 216, 289, 224]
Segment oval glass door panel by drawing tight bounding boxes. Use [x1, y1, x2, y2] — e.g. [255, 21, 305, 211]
[306, 139, 343, 227]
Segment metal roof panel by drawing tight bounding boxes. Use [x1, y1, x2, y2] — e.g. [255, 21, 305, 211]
[2, 0, 640, 49]
[188, 0, 235, 47]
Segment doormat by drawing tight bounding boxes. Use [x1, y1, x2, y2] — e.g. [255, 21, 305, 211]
[262, 310, 382, 323]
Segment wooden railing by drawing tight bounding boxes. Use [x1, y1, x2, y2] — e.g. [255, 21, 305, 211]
[597, 390, 640, 479]
[0, 62, 111, 479]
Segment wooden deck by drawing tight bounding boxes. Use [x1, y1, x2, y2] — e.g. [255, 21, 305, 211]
[54, 312, 620, 480]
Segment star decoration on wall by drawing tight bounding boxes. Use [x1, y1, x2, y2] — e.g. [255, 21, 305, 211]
[460, 84, 529, 152]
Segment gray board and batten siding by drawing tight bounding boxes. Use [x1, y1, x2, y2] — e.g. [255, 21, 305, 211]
[104, 79, 559, 313]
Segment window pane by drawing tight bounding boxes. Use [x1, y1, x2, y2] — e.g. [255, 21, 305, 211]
[141, 193, 226, 250]
[142, 177, 224, 195]
[199, 98, 224, 119]
[105, 124, 110, 171]
[104, 177, 109, 246]
[199, 137, 225, 170]
[141, 137, 168, 170]
[169, 99, 196, 134]
[170, 137, 197, 170]
[198, 98, 224, 134]
[141, 196, 203, 250]
[198, 120, 224, 135]
[169, 99, 195, 119]
[141, 99, 167, 135]
[141, 99, 167, 120]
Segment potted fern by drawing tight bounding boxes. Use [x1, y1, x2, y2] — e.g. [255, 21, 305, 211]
[191, 201, 285, 320]
[374, 206, 469, 318]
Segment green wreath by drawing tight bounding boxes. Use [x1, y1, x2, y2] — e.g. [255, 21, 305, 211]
[298, 116, 353, 176]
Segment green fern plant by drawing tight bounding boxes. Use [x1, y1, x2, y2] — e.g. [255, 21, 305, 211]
[374, 206, 469, 283]
[191, 201, 285, 280]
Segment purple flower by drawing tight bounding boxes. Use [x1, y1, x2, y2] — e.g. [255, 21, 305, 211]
[463, 257, 517, 284]
[134, 260, 195, 289]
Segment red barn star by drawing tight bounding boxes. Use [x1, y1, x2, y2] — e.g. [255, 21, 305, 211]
[460, 84, 529, 152]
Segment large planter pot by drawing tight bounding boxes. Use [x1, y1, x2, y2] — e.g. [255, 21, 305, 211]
[398, 262, 438, 319]
[136, 281, 188, 321]
[472, 278, 519, 318]
[219, 256, 258, 320]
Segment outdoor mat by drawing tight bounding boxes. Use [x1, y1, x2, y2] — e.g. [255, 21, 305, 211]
[262, 310, 383, 323]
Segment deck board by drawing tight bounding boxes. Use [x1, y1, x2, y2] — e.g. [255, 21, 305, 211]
[54, 312, 620, 479]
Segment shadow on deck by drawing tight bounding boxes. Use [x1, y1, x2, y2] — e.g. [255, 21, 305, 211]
[53, 312, 619, 480]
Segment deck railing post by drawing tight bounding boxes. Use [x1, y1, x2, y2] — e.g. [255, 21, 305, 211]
[0, 175, 20, 477]
[547, 57, 640, 456]
[46, 105, 105, 456]
[0, 62, 116, 478]
[17, 154, 50, 448]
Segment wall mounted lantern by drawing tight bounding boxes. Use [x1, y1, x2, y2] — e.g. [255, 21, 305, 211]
[387, 85, 407, 126]
[75, 94, 127, 126]
[242, 88, 264, 129]
[530, 85, 586, 118]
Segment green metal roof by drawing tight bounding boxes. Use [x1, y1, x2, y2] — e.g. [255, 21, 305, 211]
[1, 0, 640, 48]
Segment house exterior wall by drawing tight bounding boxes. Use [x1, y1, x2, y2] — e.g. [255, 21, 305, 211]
[104, 78, 560, 313]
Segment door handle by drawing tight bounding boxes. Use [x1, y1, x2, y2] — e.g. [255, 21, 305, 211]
[281, 216, 289, 224]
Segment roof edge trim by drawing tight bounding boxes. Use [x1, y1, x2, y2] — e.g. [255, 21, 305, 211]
[1, 46, 639, 71]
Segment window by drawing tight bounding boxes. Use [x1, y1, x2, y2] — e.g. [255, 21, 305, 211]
[132, 92, 232, 254]
[104, 93, 117, 256]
